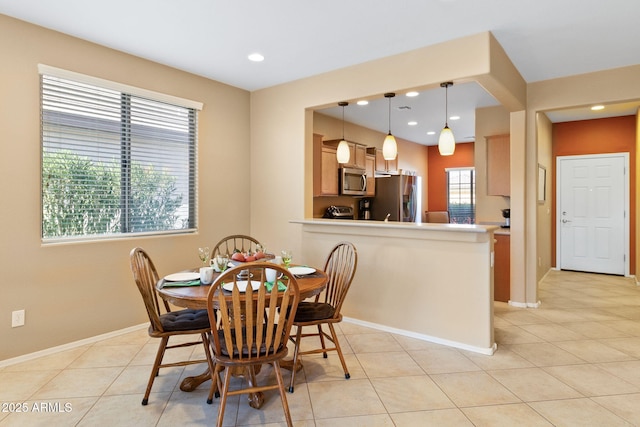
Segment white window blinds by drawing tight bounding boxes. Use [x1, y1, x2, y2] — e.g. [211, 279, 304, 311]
[41, 71, 198, 241]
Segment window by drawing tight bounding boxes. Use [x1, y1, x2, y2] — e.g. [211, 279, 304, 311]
[40, 66, 201, 242]
[447, 168, 475, 224]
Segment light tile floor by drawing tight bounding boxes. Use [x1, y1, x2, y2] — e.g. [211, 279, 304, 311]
[3, 270, 640, 426]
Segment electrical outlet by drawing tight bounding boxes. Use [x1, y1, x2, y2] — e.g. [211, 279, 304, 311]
[11, 310, 25, 327]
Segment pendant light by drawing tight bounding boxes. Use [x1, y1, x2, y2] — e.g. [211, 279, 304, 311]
[383, 93, 398, 160]
[336, 102, 350, 164]
[438, 82, 456, 156]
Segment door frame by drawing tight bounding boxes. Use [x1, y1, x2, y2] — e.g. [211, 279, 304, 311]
[555, 153, 630, 276]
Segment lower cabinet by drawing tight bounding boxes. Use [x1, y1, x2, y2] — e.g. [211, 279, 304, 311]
[494, 234, 510, 302]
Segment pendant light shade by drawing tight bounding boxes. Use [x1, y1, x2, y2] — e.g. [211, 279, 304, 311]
[383, 134, 397, 160]
[438, 82, 456, 156]
[336, 102, 350, 164]
[383, 93, 397, 161]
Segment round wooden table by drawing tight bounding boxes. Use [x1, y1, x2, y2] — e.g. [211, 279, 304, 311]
[156, 266, 327, 408]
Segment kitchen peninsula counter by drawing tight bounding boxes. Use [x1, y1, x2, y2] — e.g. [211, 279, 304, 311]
[292, 219, 498, 354]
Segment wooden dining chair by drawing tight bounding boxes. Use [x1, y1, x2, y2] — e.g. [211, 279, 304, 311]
[425, 211, 450, 223]
[211, 234, 263, 258]
[288, 241, 357, 393]
[205, 263, 300, 427]
[129, 247, 215, 406]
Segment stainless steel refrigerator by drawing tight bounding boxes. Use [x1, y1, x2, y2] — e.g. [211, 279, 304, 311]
[371, 174, 422, 222]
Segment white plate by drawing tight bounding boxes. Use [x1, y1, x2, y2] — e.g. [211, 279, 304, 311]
[164, 272, 200, 282]
[288, 266, 316, 276]
[222, 280, 261, 292]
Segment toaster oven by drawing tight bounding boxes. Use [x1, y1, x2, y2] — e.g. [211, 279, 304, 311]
[323, 205, 354, 220]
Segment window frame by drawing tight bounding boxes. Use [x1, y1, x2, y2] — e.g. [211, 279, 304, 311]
[445, 167, 476, 224]
[39, 65, 202, 244]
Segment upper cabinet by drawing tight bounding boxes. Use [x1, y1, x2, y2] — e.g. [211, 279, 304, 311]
[365, 153, 375, 196]
[324, 139, 366, 169]
[313, 134, 339, 196]
[487, 134, 510, 196]
[373, 148, 398, 173]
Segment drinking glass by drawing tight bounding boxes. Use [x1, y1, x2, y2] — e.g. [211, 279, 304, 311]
[281, 250, 292, 268]
[198, 247, 210, 266]
[215, 255, 229, 273]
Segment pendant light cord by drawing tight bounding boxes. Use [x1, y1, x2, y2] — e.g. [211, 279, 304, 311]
[384, 93, 395, 134]
[342, 104, 345, 139]
[441, 82, 453, 128]
[338, 101, 348, 140]
[388, 97, 391, 133]
[444, 84, 448, 127]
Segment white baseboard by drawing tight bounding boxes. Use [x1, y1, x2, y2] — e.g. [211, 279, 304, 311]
[0, 323, 148, 368]
[342, 317, 496, 355]
[508, 300, 541, 308]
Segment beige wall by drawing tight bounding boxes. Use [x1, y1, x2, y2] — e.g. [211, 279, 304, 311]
[475, 106, 511, 223]
[637, 109, 640, 281]
[249, 32, 527, 321]
[9, 15, 639, 360]
[536, 113, 553, 282]
[0, 15, 251, 360]
[528, 66, 640, 300]
[312, 112, 429, 217]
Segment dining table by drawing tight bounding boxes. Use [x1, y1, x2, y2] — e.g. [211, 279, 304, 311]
[156, 263, 328, 408]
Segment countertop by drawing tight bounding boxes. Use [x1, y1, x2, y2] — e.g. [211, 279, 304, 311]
[494, 227, 511, 236]
[293, 218, 499, 244]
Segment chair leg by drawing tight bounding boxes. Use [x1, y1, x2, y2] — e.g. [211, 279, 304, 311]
[216, 367, 232, 427]
[142, 336, 168, 405]
[317, 324, 328, 358]
[273, 361, 293, 427]
[288, 326, 303, 393]
[328, 323, 350, 379]
[203, 333, 218, 404]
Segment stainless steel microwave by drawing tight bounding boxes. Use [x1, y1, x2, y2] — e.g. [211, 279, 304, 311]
[340, 167, 367, 196]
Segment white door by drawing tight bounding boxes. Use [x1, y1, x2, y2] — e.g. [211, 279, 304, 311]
[557, 154, 627, 275]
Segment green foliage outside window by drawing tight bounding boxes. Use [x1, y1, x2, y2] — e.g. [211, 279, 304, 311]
[42, 151, 183, 238]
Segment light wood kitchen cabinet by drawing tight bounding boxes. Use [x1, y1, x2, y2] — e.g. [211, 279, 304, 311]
[374, 148, 398, 173]
[324, 139, 366, 169]
[494, 233, 510, 302]
[313, 134, 339, 196]
[353, 143, 366, 169]
[487, 134, 510, 196]
[365, 154, 375, 196]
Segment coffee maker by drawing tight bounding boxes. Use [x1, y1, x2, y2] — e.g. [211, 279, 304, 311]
[501, 208, 510, 228]
[359, 198, 371, 220]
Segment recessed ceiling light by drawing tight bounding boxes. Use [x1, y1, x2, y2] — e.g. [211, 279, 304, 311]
[427, 131, 436, 135]
[449, 116, 460, 121]
[406, 91, 419, 97]
[248, 53, 264, 62]
[357, 100, 369, 106]
[591, 105, 605, 111]
[408, 121, 417, 126]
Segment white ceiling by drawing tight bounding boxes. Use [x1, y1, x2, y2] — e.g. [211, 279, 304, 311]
[2, 0, 639, 144]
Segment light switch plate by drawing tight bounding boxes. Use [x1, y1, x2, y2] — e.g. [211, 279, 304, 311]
[11, 310, 25, 327]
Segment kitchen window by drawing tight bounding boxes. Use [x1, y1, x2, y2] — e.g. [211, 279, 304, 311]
[446, 167, 475, 224]
[40, 65, 202, 242]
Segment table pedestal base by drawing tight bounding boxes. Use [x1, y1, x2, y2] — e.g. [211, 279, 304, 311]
[179, 371, 211, 392]
[180, 365, 265, 409]
[280, 358, 304, 372]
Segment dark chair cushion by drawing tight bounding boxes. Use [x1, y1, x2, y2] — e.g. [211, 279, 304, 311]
[160, 309, 210, 332]
[217, 327, 285, 358]
[294, 302, 335, 322]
